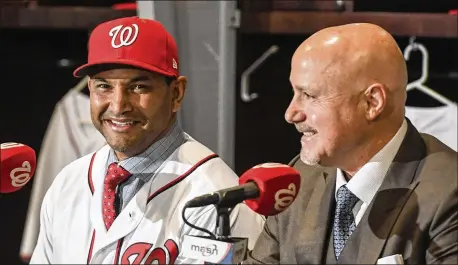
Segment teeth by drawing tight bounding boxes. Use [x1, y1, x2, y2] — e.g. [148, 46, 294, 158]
[111, 120, 134, 126]
[303, 132, 315, 137]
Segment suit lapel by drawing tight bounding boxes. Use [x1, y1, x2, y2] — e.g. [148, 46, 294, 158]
[338, 121, 427, 264]
[295, 167, 336, 264]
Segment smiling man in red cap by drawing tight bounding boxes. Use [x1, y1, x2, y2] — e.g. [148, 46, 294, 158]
[30, 17, 264, 264]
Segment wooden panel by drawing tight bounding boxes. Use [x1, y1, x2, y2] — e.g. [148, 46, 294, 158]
[0, 6, 136, 29]
[241, 11, 458, 38]
[239, 0, 354, 12]
[271, 0, 353, 12]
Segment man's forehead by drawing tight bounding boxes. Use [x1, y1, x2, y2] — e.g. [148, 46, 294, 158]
[291, 53, 338, 77]
[290, 57, 343, 92]
[91, 68, 158, 80]
[289, 70, 323, 90]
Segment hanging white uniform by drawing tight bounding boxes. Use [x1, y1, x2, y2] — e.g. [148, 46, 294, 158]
[405, 104, 458, 151]
[29, 138, 265, 264]
[20, 90, 106, 260]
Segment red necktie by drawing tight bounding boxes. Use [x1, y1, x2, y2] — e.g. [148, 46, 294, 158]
[103, 163, 131, 230]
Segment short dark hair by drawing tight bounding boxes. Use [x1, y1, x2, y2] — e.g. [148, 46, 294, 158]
[164, 75, 176, 86]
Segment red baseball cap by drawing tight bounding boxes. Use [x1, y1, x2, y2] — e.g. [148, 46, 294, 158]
[74, 16, 179, 78]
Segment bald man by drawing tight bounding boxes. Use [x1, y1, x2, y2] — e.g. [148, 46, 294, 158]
[245, 23, 457, 264]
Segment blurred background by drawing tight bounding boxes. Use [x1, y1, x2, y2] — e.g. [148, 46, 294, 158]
[1, 0, 457, 264]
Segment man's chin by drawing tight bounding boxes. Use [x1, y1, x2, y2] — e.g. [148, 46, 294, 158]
[300, 152, 320, 166]
[110, 145, 130, 153]
[107, 140, 137, 154]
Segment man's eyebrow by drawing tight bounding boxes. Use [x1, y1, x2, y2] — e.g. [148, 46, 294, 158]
[91, 76, 151, 84]
[127, 76, 151, 83]
[294, 85, 309, 91]
[92, 78, 107, 83]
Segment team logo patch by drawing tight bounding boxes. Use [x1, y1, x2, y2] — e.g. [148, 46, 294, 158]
[121, 239, 178, 264]
[109, 24, 139, 48]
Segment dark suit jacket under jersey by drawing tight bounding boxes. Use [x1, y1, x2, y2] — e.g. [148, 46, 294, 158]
[245, 122, 457, 264]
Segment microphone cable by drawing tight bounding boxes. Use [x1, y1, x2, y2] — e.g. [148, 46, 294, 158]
[182, 205, 217, 239]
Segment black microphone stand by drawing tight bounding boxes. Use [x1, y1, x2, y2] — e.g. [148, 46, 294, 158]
[215, 204, 250, 264]
[215, 206, 232, 240]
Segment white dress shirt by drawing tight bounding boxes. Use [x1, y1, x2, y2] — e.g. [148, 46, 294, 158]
[335, 119, 408, 225]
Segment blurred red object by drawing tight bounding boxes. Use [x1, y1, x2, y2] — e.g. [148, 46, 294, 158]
[449, 9, 458, 15]
[112, 2, 137, 10]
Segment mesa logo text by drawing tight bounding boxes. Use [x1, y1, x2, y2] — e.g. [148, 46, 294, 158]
[191, 244, 218, 256]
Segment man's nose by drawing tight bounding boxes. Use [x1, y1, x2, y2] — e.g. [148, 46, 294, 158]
[110, 88, 133, 115]
[285, 100, 306, 124]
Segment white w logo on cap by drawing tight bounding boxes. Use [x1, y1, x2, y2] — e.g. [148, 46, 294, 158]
[109, 24, 139, 48]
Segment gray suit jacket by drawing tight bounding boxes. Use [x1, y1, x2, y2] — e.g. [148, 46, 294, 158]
[246, 122, 457, 264]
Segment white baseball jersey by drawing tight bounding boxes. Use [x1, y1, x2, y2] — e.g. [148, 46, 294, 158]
[405, 104, 457, 151]
[21, 90, 106, 260]
[30, 137, 265, 264]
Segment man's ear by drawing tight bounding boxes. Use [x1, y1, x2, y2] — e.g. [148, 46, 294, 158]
[364, 83, 386, 121]
[171, 76, 187, 113]
[87, 77, 92, 90]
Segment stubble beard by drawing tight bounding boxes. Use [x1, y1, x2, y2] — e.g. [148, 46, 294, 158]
[300, 148, 321, 166]
[106, 134, 141, 154]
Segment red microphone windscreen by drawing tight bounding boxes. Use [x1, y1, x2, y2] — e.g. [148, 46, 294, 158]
[0, 143, 36, 194]
[239, 163, 301, 216]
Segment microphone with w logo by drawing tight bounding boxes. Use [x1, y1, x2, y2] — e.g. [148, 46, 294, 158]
[184, 162, 301, 216]
[181, 162, 301, 264]
[1, 142, 36, 195]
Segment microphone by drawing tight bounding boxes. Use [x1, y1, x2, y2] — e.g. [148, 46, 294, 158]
[184, 182, 259, 209]
[181, 162, 301, 264]
[185, 162, 301, 216]
[1, 143, 37, 194]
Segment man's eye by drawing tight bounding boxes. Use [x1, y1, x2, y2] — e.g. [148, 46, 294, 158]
[96, 84, 110, 89]
[302, 91, 315, 99]
[132, 84, 149, 91]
